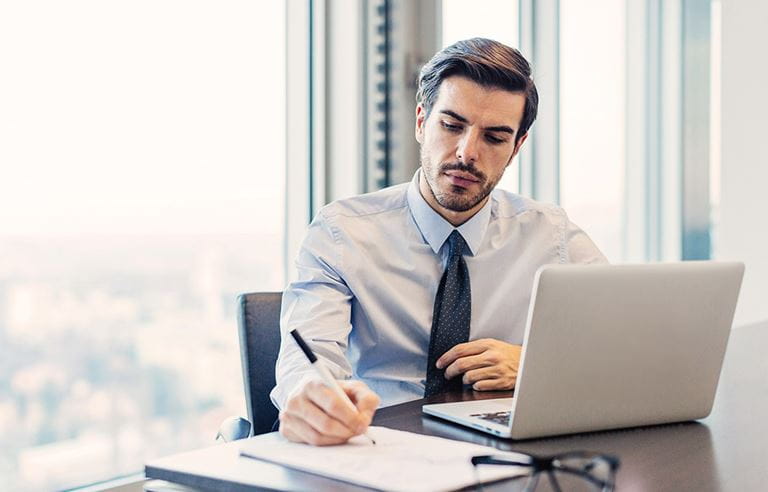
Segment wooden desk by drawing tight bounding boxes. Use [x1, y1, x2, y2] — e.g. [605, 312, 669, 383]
[145, 321, 768, 491]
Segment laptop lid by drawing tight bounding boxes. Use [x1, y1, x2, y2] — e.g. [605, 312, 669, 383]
[508, 261, 744, 439]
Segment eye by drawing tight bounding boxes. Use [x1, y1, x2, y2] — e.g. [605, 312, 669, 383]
[441, 121, 462, 132]
[485, 134, 506, 144]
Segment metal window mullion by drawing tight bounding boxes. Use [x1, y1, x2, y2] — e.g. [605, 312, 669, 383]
[518, 0, 560, 204]
[646, 0, 663, 261]
[518, 0, 533, 198]
[381, 0, 391, 188]
[681, 0, 711, 260]
[661, 0, 683, 261]
[365, 0, 391, 192]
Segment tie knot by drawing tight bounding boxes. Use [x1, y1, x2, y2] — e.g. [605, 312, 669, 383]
[447, 230, 468, 257]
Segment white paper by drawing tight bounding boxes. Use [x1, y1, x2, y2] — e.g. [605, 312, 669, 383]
[239, 426, 527, 492]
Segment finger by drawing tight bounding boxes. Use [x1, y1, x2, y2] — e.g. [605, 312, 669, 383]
[305, 381, 362, 431]
[285, 395, 357, 440]
[444, 353, 493, 380]
[464, 367, 518, 391]
[462, 366, 501, 385]
[280, 411, 348, 446]
[471, 377, 516, 391]
[279, 411, 309, 443]
[436, 339, 490, 369]
[343, 381, 381, 424]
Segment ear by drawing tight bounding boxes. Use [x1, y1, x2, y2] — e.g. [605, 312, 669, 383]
[506, 132, 529, 166]
[415, 104, 426, 144]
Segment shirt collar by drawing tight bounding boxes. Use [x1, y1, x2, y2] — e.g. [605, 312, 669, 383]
[406, 169, 492, 256]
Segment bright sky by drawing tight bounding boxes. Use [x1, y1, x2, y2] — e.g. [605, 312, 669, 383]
[0, 1, 654, 262]
[0, 1, 285, 236]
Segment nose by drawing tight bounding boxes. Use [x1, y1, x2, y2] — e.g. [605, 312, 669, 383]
[456, 129, 480, 164]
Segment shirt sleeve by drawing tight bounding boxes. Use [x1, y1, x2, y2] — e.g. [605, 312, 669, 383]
[270, 209, 355, 410]
[562, 211, 609, 264]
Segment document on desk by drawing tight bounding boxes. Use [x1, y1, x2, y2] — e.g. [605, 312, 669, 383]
[239, 426, 526, 491]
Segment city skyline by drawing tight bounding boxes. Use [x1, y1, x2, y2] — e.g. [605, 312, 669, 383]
[0, 232, 282, 491]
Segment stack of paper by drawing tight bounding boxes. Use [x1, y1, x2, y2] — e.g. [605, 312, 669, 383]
[239, 426, 526, 492]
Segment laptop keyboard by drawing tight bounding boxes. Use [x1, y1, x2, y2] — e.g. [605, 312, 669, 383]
[470, 410, 512, 427]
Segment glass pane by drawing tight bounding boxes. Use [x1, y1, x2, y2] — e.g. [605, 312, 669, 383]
[559, 0, 626, 262]
[442, 0, 519, 48]
[0, 1, 285, 490]
[441, 0, 520, 193]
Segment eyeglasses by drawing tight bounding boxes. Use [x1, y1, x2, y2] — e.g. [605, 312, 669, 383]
[471, 451, 620, 492]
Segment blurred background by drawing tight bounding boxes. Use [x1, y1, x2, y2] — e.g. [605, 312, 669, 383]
[0, 0, 765, 490]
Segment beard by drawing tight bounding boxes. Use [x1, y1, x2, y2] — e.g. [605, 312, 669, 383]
[420, 149, 500, 213]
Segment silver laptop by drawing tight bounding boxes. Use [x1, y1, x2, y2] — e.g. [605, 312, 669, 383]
[422, 261, 744, 439]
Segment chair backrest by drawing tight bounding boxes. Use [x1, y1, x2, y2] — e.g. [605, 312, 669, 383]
[236, 292, 282, 435]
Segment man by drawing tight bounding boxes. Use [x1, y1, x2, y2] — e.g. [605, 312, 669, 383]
[270, 38, 606, 445]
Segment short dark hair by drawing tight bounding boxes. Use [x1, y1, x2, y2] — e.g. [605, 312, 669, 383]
[416, 38, 539, 144]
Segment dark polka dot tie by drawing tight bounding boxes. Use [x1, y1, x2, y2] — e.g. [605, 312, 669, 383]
[425, 230, 471, 397]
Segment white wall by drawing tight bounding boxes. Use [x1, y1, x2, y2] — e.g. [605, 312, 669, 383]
[719, 0, 768, 326]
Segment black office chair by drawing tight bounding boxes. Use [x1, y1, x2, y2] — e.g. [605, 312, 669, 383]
[235, 291, 283, 436]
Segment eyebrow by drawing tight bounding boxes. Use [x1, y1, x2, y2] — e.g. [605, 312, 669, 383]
[439, 109, 516, 135]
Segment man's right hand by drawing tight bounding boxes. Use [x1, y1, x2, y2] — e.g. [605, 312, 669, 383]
[279, 380, 380, 446]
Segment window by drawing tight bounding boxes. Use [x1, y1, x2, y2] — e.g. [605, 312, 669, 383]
[0, 1, 285, 489]
[559, 0, 626, 262]
[560, 0, 716, 263]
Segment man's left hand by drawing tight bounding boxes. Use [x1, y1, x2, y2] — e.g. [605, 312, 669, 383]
[436, 338, 522, 391]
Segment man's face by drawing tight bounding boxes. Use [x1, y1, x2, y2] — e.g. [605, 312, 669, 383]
[415, 76, 527, 223]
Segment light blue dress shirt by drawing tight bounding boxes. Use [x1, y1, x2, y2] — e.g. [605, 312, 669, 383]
[271, 171, 607, 409]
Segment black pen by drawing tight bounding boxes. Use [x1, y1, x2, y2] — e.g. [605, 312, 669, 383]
[290, 329, 376, 445]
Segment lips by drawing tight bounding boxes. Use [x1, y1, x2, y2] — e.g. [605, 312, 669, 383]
[444, 170, 480, 188]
